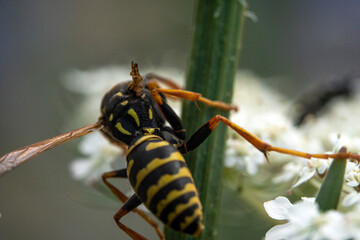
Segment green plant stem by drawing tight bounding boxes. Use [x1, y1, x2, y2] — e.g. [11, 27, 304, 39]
[165, 1, 245, 239]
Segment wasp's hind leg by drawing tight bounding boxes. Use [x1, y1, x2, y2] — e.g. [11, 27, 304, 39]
[178, 115, 360, 162]
[102, 170, 165, 240]
[178, 115, 270, 156]
[112, 194, 146, 240]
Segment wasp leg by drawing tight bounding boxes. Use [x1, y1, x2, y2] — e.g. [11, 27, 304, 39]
[179, 115, 360, 162]
[145, 73, 182, 90]
[151, 88, 238, 112]
[112, 194, 150, 240]
[102, 169, 129, 202]
[147, 84, 186, 140]
[102, 170, 165, 240]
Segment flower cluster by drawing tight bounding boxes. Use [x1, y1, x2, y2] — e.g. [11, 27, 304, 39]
[264, 196, 360, 240]
[227, 73, 360, 187]
[63, 66, 360, 239]
[226, 73, 360, 238]
[68, 131, 123, 185]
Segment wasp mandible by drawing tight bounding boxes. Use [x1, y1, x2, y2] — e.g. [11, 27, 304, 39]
[1, 62, 359, 240]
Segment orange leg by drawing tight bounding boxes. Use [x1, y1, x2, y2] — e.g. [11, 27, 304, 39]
[151, 88, 238, 112]
[180, 115, 360, 162]
[145, 73, 182, 90]
[102, 170, 165, 240]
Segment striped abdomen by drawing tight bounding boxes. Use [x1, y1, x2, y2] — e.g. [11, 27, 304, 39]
[126, 135, 203, 236]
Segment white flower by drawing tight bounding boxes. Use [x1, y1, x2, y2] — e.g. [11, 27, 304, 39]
[226, 72, 337, 182]
[264, 196, 293, 220]
[272, 161, 304, 184]
[227, 72, 360, 192]
[225, 138, 265, 175]
[264, 196, 360, 240]
[288, 159, 331, 189]
[227, 73, 304, 175]
[345, 161, 360, 187]
[289, 166, 316, 189]
[69, 132, 123, 185]
[343, 191, 360, 208]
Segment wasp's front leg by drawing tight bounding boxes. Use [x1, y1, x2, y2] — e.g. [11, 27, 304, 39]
[152, 88, 238, 112]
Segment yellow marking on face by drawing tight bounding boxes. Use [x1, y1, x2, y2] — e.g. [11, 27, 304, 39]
[134, 152, 186, 192]
[145, 141, 169, 151]
[166, 196, 201, 226]
[179, 208, 203, 233]
[126, 135, 163, 158]
[116, 92, 123, 97]
[109, 114, 114, 121]
[149, 108, 153, 119]
[150, 182, 197, 213]
[127, 159, 135, 178]
[128, 108, 140, 126]
[143, 167, 193, 207]
[121, 100, 128, 106]
[102, 107, 106, 114]
[115, 122, 131, 135]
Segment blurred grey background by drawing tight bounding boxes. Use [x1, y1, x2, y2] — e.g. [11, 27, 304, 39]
[1, 1, 360, 239]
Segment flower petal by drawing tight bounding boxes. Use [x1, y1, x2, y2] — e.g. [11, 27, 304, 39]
[291, 167, 316, 189]
[265, 222, 296, 240]
[343, 191, 360, 207]
[264, 196, 292, 220]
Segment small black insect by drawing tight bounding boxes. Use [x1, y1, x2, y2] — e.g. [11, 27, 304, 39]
[293, 76, 355, 126]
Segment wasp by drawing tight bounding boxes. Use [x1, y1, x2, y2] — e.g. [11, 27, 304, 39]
[1, 62, 360, 240]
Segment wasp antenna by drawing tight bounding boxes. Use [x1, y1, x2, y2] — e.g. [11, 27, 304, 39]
[129, 61, 144, 96]
[130, 61, 139, 76]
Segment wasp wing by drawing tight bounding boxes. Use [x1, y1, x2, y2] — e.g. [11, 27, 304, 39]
[0, 122, 103, 176]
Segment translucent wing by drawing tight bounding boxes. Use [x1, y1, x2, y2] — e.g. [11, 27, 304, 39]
[0, 122, 103, 176]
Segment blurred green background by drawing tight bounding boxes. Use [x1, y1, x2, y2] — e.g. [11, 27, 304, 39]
[1, 1, 360, 239]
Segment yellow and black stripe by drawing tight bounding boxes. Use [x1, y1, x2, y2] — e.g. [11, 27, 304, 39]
[126, 135, 204, 236]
